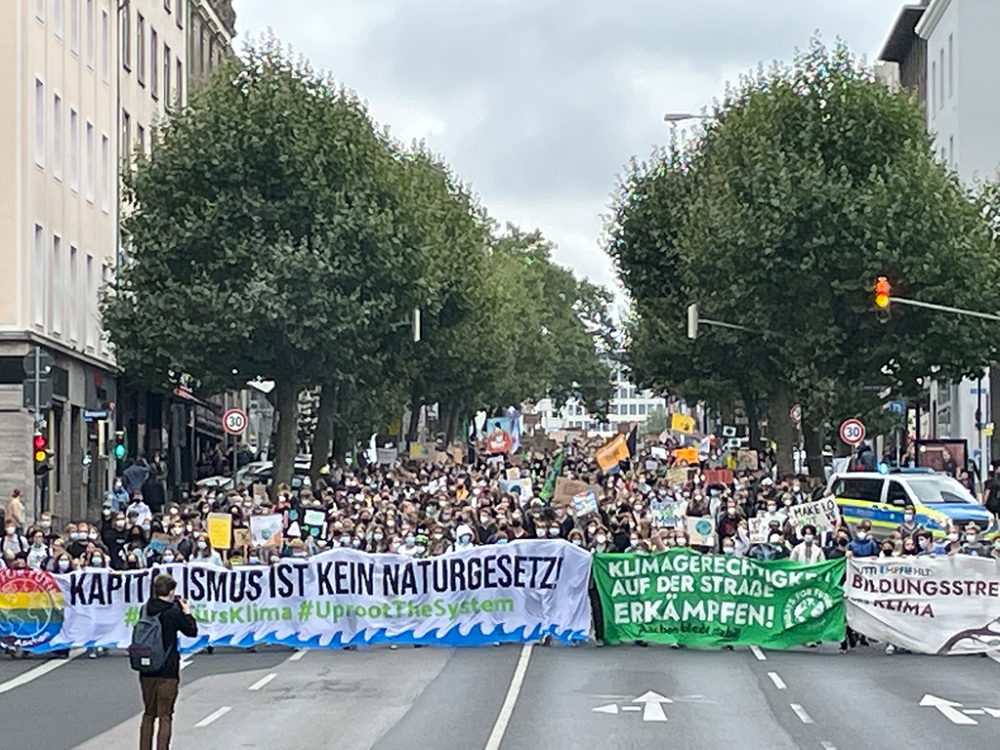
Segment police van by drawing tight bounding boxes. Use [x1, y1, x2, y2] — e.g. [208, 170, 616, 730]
[826, 469, 996, 539]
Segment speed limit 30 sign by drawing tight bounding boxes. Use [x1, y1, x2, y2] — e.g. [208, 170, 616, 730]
[839, 418, 866, 446]
[223, 408, 248, 435]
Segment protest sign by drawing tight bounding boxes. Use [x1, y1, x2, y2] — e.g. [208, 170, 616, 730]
[670, 413, 695, 434]
[499, 477, 532, 504]
[0, 542, 593, 652]
[748, 517, 769, 543]
[786, 498, 840, 534]
[233, 528, 251, 549]
[146, 533, 173, 555]
[376, 447, 398, 466]
[553, 477, 589, 506]
[302, 509, 326, 538]
[252, 484, 268, 505]
[685, 517, 716, 547]
[571, 490, 599, 517]
[644, 459, 659, 472]
[249, 514, 283, 548]
[592, 550, 845, 647]
[736, 449, 759, 471]
[702, 469, 733, 486]
[673, 447, 698, 465]
[408, 443, 433, 461]
[207, 513, 232, 550]
[666, 467, 689, 487]
[650, 446, 668, 460]
[595, 434, 629, 471]
[505, 467, 521, 481]
[651, 503, 681, 529]
[451, 446, 465, 464]
[847, 556, 1000, 655]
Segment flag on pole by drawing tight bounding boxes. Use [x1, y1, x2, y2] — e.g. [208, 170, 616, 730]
[595, 434, 630, 472]
[539, 452, 565, 502]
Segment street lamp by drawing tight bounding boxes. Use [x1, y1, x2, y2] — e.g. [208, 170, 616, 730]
[663, 112, 713, 123]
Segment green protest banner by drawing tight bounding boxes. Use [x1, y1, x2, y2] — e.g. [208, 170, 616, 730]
[593, 550, 845, 648]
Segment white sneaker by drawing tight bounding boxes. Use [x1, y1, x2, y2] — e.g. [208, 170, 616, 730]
[885, 644, 895, 655]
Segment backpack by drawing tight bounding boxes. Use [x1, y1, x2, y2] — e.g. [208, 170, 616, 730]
[128, 605, 171, 674]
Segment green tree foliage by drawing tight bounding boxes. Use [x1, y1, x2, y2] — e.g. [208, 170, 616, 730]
[608, 39, 1000, 473]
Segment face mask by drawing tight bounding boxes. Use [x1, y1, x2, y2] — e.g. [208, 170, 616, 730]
[405, 536, 415, 546]
[596, 534, 607, 544]
[857, 531, 868, 540]
[965, 534, 977, 543]
[141, 524, 151, 532]
[88, 531, 98, 540]
[115, 521, 125, 530]
[249, 556, 260, 564]
[903, 546, 915, 553]
[766, 506, 776, 513]
[352, 539, 361, 548]
[548, 528, 560, 537]
[373, 533, 384, 542]
[783, 499, 793, 507]
[723, 546, 735, 555]
[629, 537, 639, 547]
[587, 526, 597, 534]
[4, 527, 15, 536]
[535, 529, 546, 538]
[40, 521, 51, 530]
[58, 559, 71, 571]
[70, 532, 82, 541]
[803, 534, 814, 544]
[459, 534, 472, 544]
[903, 514, 914, 522]
[92, 557, 104, 566]
[497, 538, 508, 545]
[197, 540, 208, 550]
[185, 524, 193, 533]
[571, 538, 583, 547]
[838, 537, 849, 546]
[32, 540, 44, 548]
[162, 554, 175, 563]
[433, 532, 444, 540]
[947, 533, 959, 542]
[479, 516, 490, 525]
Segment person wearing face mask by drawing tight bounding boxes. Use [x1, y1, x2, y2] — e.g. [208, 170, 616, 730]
[959, 523, 990, 556]
[449, 523, 476, 553]
[937, 525, 963, 555]
[1, 520, 29, 559]
[896, 506, 922, 539]
[847, 521, 878, 558]
[111, 478, 130, 511]
[720, 537, 740, 557]
[192, 535, 224, 566]
[790, 525, 825, 564]
[824, 528, 852, 560]
[397, 534, 421, 558]
[53, 552, 75, 573]
[26, 530, 49, 570]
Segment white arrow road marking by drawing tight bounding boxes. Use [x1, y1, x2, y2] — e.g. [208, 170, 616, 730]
[195, 707, 232, 728]
[920, 694, 978, 725]
[621, 707, 640, 712]
[633, 690, 672, 723]
[963, 710, 985, 715]
[983, 708, 1000, 718]
[591, 704, 619, 715]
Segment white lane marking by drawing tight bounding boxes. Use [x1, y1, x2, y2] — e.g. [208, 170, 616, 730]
[195, 706, 232, 728]
[767, 672, 786, 690]
[248, 673, 277, 691]
[621, 706, 641, 712]
[484, 644, 533, 750]
[790, 704, 814, 724]
[821, 742, 838, 750]
[750, 645, 766, 661]
[286, 649, 306, 662]
[0, 649, 85, 694]
[963, 709, 985, 715]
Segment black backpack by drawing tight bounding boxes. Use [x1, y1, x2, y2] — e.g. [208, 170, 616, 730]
[128, 605, 170, 674]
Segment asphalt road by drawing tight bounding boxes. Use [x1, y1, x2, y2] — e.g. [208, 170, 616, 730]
[1, 642, 998, 749]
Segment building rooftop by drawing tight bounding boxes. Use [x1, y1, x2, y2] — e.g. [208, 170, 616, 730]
[879, 3, 928, 62]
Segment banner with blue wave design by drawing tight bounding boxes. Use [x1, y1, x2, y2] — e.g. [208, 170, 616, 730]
[2, 541, 592, 652]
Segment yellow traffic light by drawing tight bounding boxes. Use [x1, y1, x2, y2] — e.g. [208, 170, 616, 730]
[874, 277, 891, 309]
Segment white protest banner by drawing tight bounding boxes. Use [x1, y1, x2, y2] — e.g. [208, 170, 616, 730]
[0, 542, 593, 652]
[571, 490, 599, 517]
[376, 447, 398, 466]
[748, 517, 769, 543]
[786, 498, 840, 534]
[651, 503, 681, 528]
[685, 516, 716, 547]
[847, 555, 1000, 655]
[249, 514, 284, 547]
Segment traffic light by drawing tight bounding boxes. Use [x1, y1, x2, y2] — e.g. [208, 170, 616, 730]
[33, 432, 51, 475]
[113, 430, 127, 461]
[874, 277, 891, 310]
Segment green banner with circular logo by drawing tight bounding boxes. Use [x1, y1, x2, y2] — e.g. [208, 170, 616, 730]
[593, 550, 845, 648]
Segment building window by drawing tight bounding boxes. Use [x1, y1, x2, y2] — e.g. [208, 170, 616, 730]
[85, 121, 94, 202]
[939, 48, 944, 110]
[176, 0, 183, 27]
[151, 27, 158, 99]
[52, 93, 63, 179]
[69, 245, 79, 341]
[53, 0, 63, 37]
[175, 58, 183, 107]
[122, 109, 130, 166]
[69, 0, 78, 52]
[52, 235, 63, 334]
[100, 134, 109, 212]
[949, 135, 954, 166]
[948, 34, 953, 99]
[638, 404, 647, 416]
[137, 123, 145, 155]
[33, 225, 46, 327]
[86, 0, 94, 67]
[69, 108, 79, 190]
[101, 8, 109, 80]
[34, 79, 45, 167]
[36, 0, 45, 20]
[163, 0, 170, 12]
[163, 44, 171, 106]
[120, 0, 130, 70]
[629, 403, 638, 416]
[100, 264, 111, 355]
[136, 13, 145, 85]
[931, 60, 936, 115]
[85, 254, 95, 349]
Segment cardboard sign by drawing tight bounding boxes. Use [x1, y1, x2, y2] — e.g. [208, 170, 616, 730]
[303, 509, 326, 528]
[685, 516, 716, 547]
[408, 443, 433, 461]
[666, 467, 690, 487]
[786, 498, 840, 534]
[702, 469, 733, 486]
[644, 459, 659, 472]
[652, 504, 681, 529]
[554, 477, 590, 506]
[207, 513, 233, 550]
[506, 468, 521, 481]
[249, 513, 284, 548]
[736, 449, 759, 471]
[450, 445, 465, 464]
[146, 533, 174, 554]
[670, 413, 696, 434]
[673, 447, 699, 465]
[595, 434, 629, 471]
[252, 484, 268, 504]
[748, 517, 769, 543]
[499, 477, 532, 504]
[233, 528, 251, 549]
[650, 445, 668, 460]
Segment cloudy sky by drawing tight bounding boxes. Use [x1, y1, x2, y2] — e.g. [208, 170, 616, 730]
[236, 0, 908, 295]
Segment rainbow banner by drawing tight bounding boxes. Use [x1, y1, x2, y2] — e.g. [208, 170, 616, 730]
[0, 569, 66, 648]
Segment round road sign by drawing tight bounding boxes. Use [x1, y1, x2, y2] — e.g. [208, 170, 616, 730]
[223, 408, 248, 435]
[839, 418, 866, 446]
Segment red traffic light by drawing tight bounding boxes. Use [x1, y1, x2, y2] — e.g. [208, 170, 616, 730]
[874, 277, 891, 309]
[33, 433, 47, 451]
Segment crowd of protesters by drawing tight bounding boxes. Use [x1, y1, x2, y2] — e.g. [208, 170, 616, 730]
[3, 437, 1000, 655]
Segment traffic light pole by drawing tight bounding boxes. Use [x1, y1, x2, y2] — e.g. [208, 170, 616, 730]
[33, 346, 41, 429]
[890, 296, 1000, 323]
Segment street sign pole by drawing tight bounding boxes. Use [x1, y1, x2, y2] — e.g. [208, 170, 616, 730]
[33, 346, 41, 428]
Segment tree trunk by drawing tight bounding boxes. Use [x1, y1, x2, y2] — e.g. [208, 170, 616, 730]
[741, 387, 762, 452]
[801, 416, 825, 480]
[446, 406, 461, 446]
[407, 397, 422, 443]
[272, 379, 300, 489]
[769, 389, 796, 477]
[310, 384, 336, 483]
